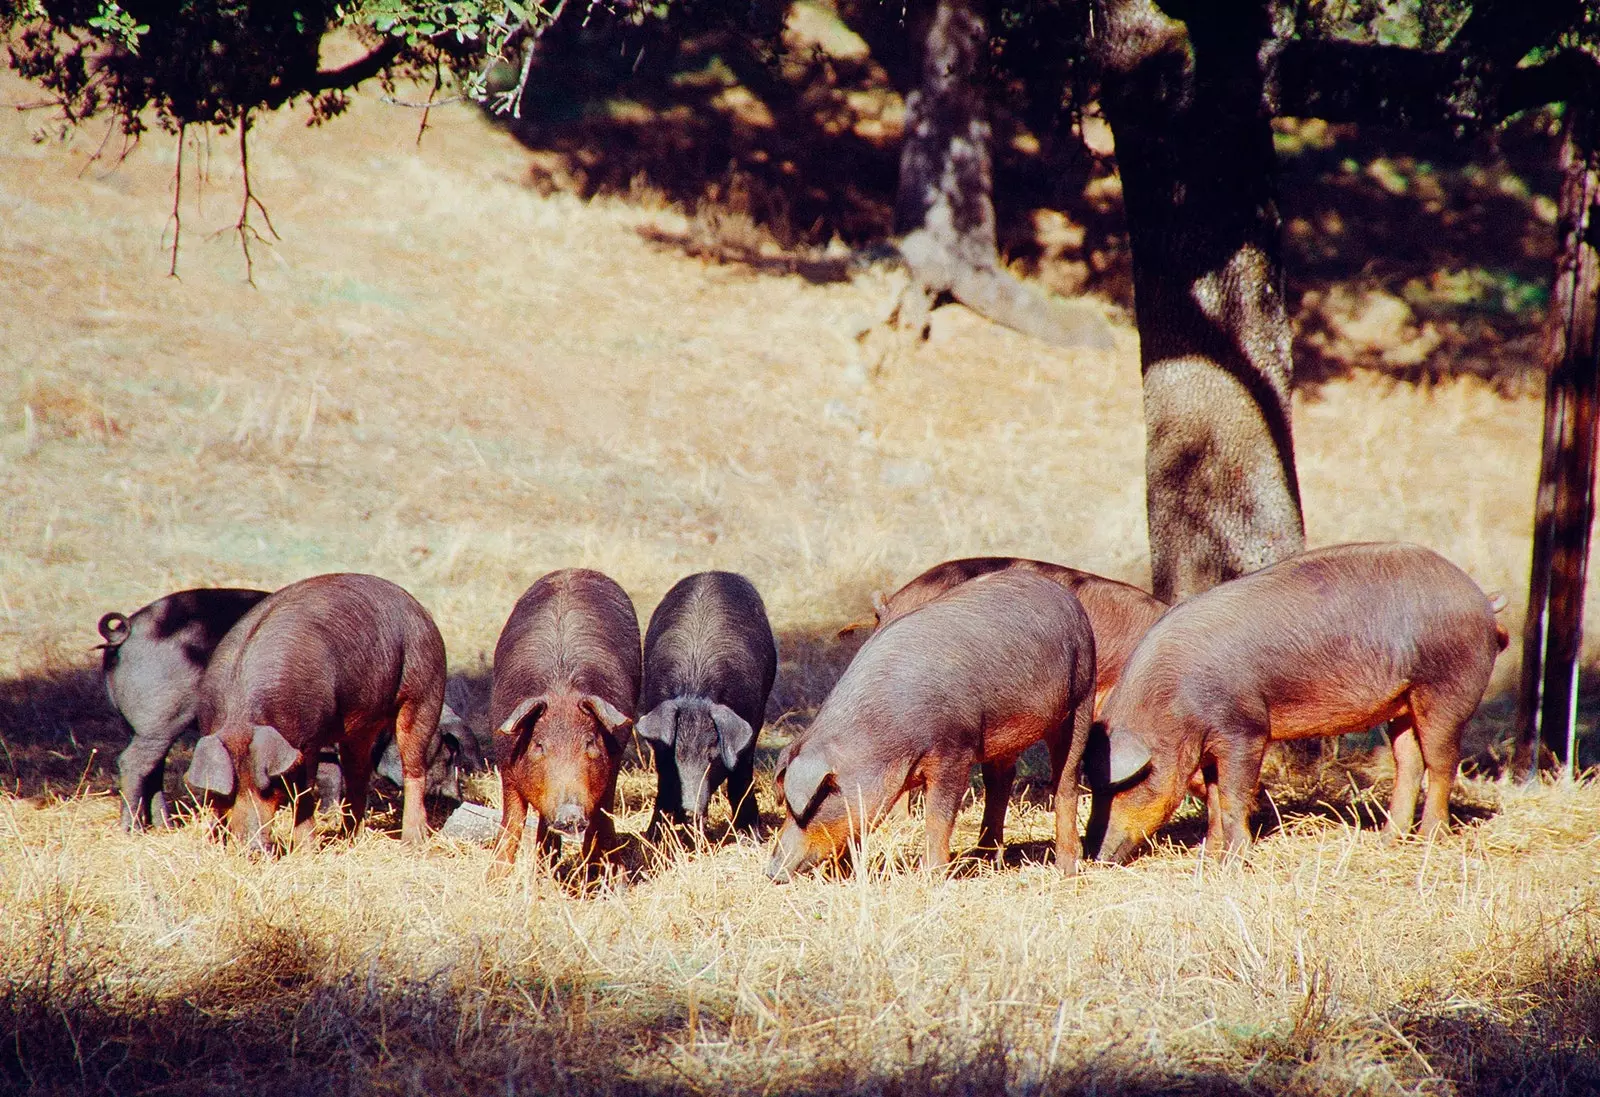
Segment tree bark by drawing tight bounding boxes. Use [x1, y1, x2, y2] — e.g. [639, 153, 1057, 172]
[891, 0, 1112, 350]
[1092, 0, 1304, 602]
[1513, 107, 1600, 781]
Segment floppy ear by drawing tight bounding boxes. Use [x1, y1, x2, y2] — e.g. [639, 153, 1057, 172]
[635, 700, 679, 747]
[250, 725, 303, 791]
[710, 704, 755, 771]
[781, 749, 834, 820]
[1083, 724, 1152, 788]
[186, 734, 236, 796]
[581, 695, 633, 738]
[496, 696, 547, 737]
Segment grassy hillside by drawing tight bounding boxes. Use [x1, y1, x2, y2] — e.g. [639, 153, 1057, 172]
[1, 17, 1596, 1095]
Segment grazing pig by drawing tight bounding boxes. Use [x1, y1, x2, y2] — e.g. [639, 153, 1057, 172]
[637, 571, 777, 836]
[490, 569, 641, 868]
[1089, 542, 1509, 865]
[184, 574, 447, 853]
[98, 588, 270, 831]
[767, 570, 1119, 881]
[863, 557, 1167, 718]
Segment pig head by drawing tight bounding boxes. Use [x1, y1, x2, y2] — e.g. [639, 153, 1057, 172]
[637, 697, 755, 821]
[497, 690, 632, 850]
[186, 723, 306, 853]
[765, 737, 906, 882]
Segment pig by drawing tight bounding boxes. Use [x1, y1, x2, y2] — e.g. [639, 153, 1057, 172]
[184, 573, 447, 853]
[490, 569, 641, 869]
[636, 571, 777, 836]
[1089, 542, 1510, 865]
[767, 569, 1130, 882]
[97, 587, 271, 831]
[861, 557, 1168, 719]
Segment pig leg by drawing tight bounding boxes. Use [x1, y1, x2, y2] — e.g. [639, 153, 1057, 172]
[1207, 733, 1267, 860]
[492, 786, 529, 874]
[1409, 689, 1465, 840]
[393, 698, 432, 847]
[117, 731, 178, 832]
[726, 754, 763, 836]
[921, 758, 972, 872]
[337, 738, 375, 837]
[976, 762, 1014, 861]
[1200, 761, 1226, 851]
[287, 767, 318, 852]
[1052, 704, 1092, 875]
[1384, 714, 1424, 841]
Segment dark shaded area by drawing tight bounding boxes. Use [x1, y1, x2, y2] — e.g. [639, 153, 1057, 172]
[496, 12, 1563, 394]
[2, 916, 1595, 1096]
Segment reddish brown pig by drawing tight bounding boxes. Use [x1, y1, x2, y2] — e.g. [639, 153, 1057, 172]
[864, 557, 1167, 718]
[185, 574, 447, 853]
[1089, 542, 1509, 865]
[490, 569, 641, 868]
[767, 570, 1130, 881]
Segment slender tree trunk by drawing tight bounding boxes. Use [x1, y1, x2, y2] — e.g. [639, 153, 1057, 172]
[1091, 0, 1304, 602]
[1513, 107, 1600, 781]
[890, 0, 1111, 349]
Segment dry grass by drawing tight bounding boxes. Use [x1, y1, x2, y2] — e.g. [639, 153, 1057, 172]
[1, 31, 1598, 1096]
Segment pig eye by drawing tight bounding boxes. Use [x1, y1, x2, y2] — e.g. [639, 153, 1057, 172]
[531, 740, 544, 755]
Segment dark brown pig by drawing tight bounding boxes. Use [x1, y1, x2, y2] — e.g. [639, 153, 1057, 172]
[184, 574, 447, 853]
[863, 557, 1167, 718]
[637, 571, 777, 836]
[1089, 542, 1509, 865]
[490, 569, 641, 868]
[98, 587, 270, 831]
[767, 570, 1130, 881]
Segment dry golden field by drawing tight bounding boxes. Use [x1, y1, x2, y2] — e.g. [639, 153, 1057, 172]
[1, 15, 1598, 1095]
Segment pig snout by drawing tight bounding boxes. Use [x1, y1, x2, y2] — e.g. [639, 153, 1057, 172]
[677, 758, 719, 821]
[765, 819, 818, 883]
[549, 802, 590, 841]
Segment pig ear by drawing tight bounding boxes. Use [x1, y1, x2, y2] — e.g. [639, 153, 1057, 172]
[781, 749, 834, 820]
[635, 700, 678, 747]
[250, 725, 303, 790]
[710, 704, 755, 771]
[186, 734, 235, 796]
[497, 696, 547, 737]
[870, 590, 889, 623]
[581, 695, 633, 738]
[1084, 725, 1152, 788]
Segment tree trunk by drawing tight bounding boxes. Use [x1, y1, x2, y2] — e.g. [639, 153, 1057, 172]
[890, 0, 1111, 350]
[1091, 0, 1304, 602]
[1513, 107, 1600, 782]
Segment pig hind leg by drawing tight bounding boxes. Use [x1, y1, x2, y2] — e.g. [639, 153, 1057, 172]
[976, 761, 1015, 861]
[1050, 703, 1093, 875]
[392, 696, 437, 847]
[337, 736, 376, 838]
[1383, 713, 1424, 841]
[1406, 686, 1468, 839]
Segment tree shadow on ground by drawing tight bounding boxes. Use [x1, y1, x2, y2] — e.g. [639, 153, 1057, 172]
[498, 10, 1564, 393]
[2, 918, 1594, 1096]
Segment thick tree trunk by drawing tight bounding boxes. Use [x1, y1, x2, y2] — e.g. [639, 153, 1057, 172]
[1092, 0, 1304, 602]
[1513, 108, 1600, 782]
[890, 0, 1111, 350]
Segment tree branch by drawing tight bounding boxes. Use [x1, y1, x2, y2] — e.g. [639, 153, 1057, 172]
[305, 38, 405, 94]
[1273, 39, 1600, 131]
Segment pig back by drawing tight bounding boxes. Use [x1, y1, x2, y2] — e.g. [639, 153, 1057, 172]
[880, 557, 1162, 694]
[820, 569, 1094, 751]
[198, 574, 444, 738]
[642, 571, 777, 726]
[490, 569, 642, 728]
[1108, 542, 1502, 729]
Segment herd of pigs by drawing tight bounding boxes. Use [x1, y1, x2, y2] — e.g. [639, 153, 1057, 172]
[92, 541, 1509, 881]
